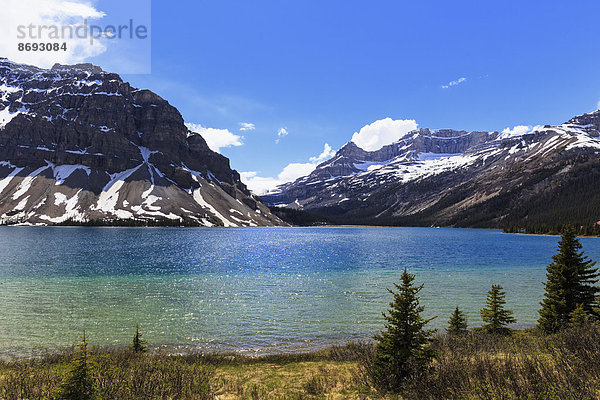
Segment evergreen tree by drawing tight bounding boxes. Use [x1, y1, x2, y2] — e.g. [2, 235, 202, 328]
[447, 306, 468, 335]
[480, 285, 516, 334]
[370, 269, 436, 393]
[53, 331, 100, 400]
[130, 325, 147, 353]
[538, 226, 600, 333]
[568, 304, 590, 328]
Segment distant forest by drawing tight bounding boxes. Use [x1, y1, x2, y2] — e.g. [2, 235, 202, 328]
[502, 223, 600, 236]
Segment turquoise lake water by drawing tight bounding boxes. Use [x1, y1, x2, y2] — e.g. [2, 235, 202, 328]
[1, 226, 599, 356]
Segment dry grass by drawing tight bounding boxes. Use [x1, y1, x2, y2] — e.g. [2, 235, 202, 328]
[2, 328, 600, 399]
[212, 361, 364, 399]
[0, 342, 373, 400]
[390, 325, 600, 399]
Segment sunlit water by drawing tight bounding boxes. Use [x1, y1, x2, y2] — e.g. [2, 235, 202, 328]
[1, 226, 599, 356]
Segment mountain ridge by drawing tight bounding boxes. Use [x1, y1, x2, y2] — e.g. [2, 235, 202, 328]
[263, 110, 600, 228]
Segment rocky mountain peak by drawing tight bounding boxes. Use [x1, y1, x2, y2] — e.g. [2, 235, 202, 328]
[51, 63, 105, 74]
[336, 141, 369, 158]
[0, 59, 284, 226]
[565, 110, 600, 136]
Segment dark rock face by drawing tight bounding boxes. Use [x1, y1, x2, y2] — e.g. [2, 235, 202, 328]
[0, 58, 284, 226]
[263, 111, 600, 228]
[566, 112, 600, 136]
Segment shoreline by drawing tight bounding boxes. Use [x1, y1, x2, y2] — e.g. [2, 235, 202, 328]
[0, 223, 503, 230]
[502, 231, 600, 238]
[0, 337, 375, 361]
[3, 223, 600, 239]
[1, 325, 543, 361]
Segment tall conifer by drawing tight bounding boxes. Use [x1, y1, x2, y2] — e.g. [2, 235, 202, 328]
[538, 226, 599, 333]
[370, 269, 436, 392]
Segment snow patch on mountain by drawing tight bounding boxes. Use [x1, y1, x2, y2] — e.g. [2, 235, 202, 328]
[417, 152, 462, 161]
[192, 188, 235, 227]
[92, 166, 140, 218]
[0, 163, 24, 195]
[49, 163, 91, 185]
[12, 165, 49, 200]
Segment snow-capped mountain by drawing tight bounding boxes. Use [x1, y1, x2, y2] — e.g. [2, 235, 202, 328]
[0, 58, 284, 226]
[263, 112, 600, 227]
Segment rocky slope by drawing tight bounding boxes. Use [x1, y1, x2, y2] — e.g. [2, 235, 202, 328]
[263, 112, 600, 228]
[0, 58, 284, 226]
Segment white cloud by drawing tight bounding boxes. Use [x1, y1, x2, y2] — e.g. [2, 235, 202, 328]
[239, 122, 255, 131]
[278, 162, 318, 182]
[241, 143, 337, 195]
[239, 172, 281, 196]
[0, 0, 108, 68]
[186, 123, 243, 153]
[241, 163, 314, 195]
[275, 127, 288, 143]
[597, 100, 600, 111]
[350, 118, 418, 151]
[499, 125, 544, 140]
[309, 143, 336, 163]
[441, 77, 467, 89]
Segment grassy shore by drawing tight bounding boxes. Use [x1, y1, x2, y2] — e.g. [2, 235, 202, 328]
[2, 325, 600, 399]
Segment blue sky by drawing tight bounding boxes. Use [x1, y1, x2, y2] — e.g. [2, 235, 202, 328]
[5, 0, 600, 193]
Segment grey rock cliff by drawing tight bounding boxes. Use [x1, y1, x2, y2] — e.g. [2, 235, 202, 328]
[0, 58, 285, 226]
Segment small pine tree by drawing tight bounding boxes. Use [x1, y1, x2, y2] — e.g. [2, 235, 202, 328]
[369, 269, 436, 393]
[480, 285, 516, 334]
[538, 226, 600, 333]
[53, 331, 100, 400]
[568, 304, 590, 327]
[131, 325, 147, 353]
[447, 306, 468, 335]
